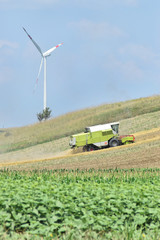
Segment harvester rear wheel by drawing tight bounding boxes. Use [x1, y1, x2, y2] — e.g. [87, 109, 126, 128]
[109, 138, 119, 147]
[88, 145, 94, 151]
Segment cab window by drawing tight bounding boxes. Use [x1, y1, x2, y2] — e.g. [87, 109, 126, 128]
[111, 124, 119, 134]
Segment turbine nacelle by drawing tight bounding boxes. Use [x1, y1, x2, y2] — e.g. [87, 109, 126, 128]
[43, 53, 51, 58]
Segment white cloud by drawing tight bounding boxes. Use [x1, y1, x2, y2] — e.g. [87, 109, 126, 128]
[69, 20, 125, 40]
[0, 0, 138, 10]
[0, 40, 18, 49]
[105, 55, 144, 80]
[31, 0, 58, 4]
[119, 44, 156, 61]
[66, 0, 138, 8]
[0, 66, 13, 83]
[120, 61, 143, 79]
[0, 41, 18, 84]
[0, 0, 58, 8]
[0, 0, 58, 9]
[113, 0, 138, 6]
[0, 41, 18, 58]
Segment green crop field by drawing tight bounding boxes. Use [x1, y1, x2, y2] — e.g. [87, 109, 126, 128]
[0, 169, 160, 240]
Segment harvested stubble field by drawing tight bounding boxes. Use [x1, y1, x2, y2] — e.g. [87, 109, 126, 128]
[3, 132, 160, 171]
[0, 109, 160, 170]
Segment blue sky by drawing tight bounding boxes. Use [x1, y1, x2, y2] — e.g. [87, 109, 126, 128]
[0, 0, 160, 128]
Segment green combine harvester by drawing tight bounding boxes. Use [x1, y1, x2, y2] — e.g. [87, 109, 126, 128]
[69, 122, 135, 151]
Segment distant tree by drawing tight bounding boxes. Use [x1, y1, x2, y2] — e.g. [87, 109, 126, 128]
[37, 107, 52, 122]
[37, 112, 44, 122]
[43, 107, 52, 120]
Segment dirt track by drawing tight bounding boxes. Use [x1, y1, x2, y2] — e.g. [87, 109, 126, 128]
[0, 127, 160, 170]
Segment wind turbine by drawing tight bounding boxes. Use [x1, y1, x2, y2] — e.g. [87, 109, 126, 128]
[23, 27, 63, 110]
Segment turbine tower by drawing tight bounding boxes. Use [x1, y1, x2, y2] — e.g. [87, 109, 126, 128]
[23, 27, 63, 110]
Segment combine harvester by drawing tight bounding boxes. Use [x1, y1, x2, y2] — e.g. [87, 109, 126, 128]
[69, 122, 135, 151]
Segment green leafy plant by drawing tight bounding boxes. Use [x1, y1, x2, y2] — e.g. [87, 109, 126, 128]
[0, 168, 160, 239]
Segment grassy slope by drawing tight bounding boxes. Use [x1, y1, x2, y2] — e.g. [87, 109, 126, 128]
[0, 95, 160, 168]
[0, 95, 160, 154]
[0, 110, 160, 164]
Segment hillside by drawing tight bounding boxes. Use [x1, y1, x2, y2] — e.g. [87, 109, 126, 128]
[0, 95, 160, 155]
[0, 111, 160, 169]
[0, 95, 160, 169]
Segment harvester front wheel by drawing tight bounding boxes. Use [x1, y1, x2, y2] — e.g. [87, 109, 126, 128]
[109, 138, 119, 147]
[83, 145, 95, 152]
[88, 145, 94, 151]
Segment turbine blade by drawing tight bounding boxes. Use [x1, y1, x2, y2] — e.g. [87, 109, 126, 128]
[33, 58, 43, 93]
[43, 42, 63, 57]
[23, 27, 43, 56]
